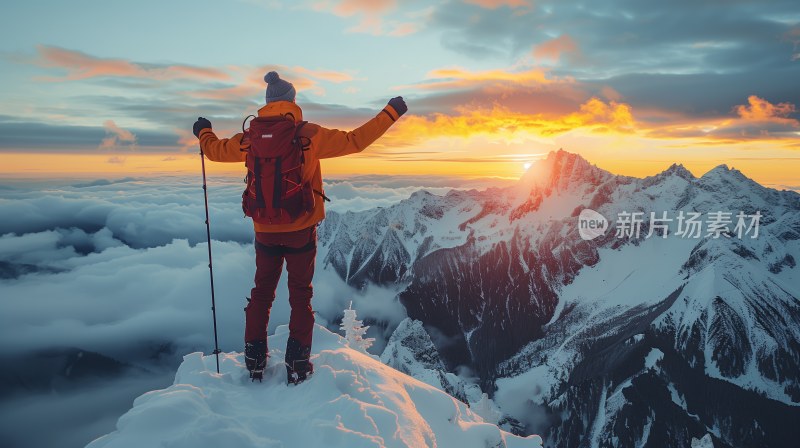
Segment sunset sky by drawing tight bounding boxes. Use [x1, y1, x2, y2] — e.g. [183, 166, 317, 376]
[1, 0, 799, 188]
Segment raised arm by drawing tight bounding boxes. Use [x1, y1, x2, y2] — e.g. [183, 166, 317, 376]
[312, 97, 407, 159]
[193, 117, 246, 163]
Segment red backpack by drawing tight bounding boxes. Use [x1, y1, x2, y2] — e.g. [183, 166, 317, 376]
[240, 115, 315, 225]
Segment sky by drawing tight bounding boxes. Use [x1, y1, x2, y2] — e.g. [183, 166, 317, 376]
[1, 0, 799, 188]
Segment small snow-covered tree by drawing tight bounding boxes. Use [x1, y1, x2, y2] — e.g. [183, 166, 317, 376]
[340, 301, 375, 353]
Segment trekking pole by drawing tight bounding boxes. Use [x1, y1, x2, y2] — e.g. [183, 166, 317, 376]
[200, 147, 222, 374]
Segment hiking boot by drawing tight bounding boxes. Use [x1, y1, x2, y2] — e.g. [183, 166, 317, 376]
[285, 337, 313, 385]
[245, 339, 268, 382]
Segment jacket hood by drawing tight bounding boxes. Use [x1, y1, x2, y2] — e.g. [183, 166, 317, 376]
[258, 101, 303, 122]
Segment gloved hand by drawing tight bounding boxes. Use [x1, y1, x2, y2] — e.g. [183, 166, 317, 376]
[387, 96, 407, 117]
[193, 117, 212, 138]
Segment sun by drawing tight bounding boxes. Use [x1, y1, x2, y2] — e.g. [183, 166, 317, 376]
[523, 162, 532, 170]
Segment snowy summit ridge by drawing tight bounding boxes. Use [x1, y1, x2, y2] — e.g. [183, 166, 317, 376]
[89, 324, 542, 448]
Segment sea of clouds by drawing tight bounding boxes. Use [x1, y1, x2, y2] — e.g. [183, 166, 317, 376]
[0, 173, 508, 448]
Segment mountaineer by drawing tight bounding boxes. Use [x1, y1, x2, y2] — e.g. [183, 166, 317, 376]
[192, 71, 406, 384]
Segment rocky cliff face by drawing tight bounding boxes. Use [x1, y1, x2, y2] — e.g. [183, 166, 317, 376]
[318, 149, 800, 447]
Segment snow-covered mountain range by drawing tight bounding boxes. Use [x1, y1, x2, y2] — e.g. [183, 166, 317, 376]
[91, 150, 798, 447]
[317, 150, 800, 447]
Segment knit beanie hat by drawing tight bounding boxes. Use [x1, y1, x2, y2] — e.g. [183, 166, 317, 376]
[264, 71, 296, 104]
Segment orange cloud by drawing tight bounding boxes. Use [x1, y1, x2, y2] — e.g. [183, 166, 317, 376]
[176, 128, 199, 152]
[314, 0, 403, 35]
[533, 35, 579, 62]
[34, 46, 229, 82]
[400, 67, 796, 153]
[572, 98, 635, 132]
[99, 120, 137, 150]
[30, 46, 353, 98]
[734, 95, 796, 122]
[292, 66, 354, 83]
[331, 0, 395, 16]
[463, 0, 531, 9]
[189, 65, 352, 101]
[311, 0, 422, 36]
[382, 98, 636, 147]
[431, 67, 552, 84]
[600, 86, 622, 102]
[388, 22, 419, 36]
[645, 96, 799, 142]
[404, 67, 558, 91]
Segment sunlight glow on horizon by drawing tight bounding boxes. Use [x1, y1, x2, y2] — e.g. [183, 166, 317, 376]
[2, 145, 798, 192]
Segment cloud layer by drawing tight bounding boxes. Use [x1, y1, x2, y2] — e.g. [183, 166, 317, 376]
[3, 174, 480, 446]
[0, 174, 500, 359]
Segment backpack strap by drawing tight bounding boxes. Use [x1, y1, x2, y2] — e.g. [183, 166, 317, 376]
[294, 121, 311, 151]
[252, 153, 265, 208]
[242, 114, 256, 133]
[272, 156, 282, 208]
[313, 189, 331, 202]
[239, 115, 256, 152]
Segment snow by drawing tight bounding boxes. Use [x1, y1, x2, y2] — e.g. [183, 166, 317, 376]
[588, 381, 608, 448]
[653, 239, 800, 404]
[494, 361, 564, 419]
[89, 324, 542, 448]
[667, 382, 702, 422]
[557, 235, 695, 316]
[691, 433, 715, 448]
[319, 188, 480, 281]
[636, 416, 653, 448]
[644, 348, 664, 370]
[469, 393, 503, 425]
[493, 236, 692, 418]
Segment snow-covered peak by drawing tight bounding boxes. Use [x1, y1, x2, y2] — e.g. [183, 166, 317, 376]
[520, 149, 613, 194]
[699, 163, 751, 184]
[659, 163, 696, 181]
[639, 162, 696, 193]
[707, 163, 731, 173]
[691, 160, 798, 214]
[89, 324, 542, 448]
[381, 318, 446, 372]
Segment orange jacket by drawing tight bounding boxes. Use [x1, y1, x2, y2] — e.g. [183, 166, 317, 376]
[199, 101, 400, 233]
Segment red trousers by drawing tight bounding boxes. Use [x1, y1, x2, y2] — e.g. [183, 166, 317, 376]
[245, 225, 316, 347]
